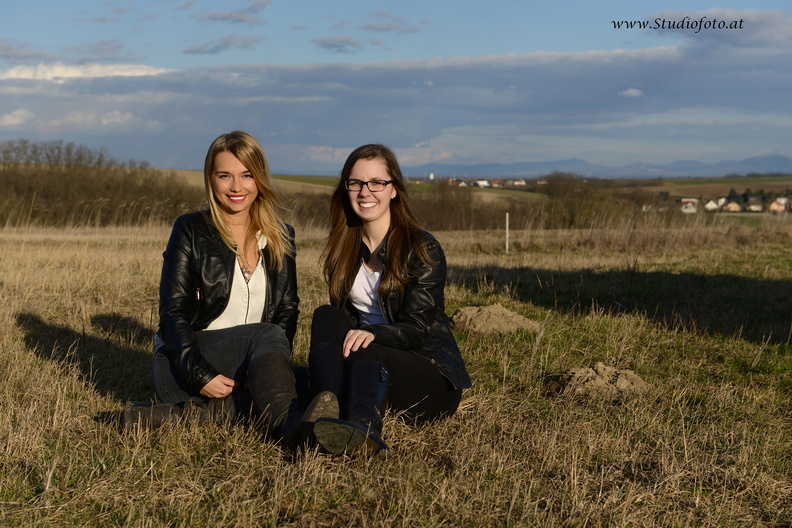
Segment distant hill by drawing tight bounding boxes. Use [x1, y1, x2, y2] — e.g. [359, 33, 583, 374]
[403, 155, 792, 179]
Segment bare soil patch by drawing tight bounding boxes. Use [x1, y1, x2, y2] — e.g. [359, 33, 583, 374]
[450, 304, 541, 335]
[544, 362, 651, 400]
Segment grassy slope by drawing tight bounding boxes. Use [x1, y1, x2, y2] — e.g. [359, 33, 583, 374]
[1, 221, 790, 526]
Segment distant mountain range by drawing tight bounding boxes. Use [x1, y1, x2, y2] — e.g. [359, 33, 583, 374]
[403, 155, 792, 179]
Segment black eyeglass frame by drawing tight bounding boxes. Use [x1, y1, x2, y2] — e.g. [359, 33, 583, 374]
[344, 179, 394, 192]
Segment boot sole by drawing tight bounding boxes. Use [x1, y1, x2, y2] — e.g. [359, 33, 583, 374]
[303, 391, 339, 424]
[313, 419, 366, 454]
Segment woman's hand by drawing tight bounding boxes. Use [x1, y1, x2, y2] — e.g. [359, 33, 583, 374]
[342, 329, 375, 357]
[199, 374, 240, 398]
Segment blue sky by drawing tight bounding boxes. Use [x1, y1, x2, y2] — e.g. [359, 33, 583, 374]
[1, 1, 790, 173]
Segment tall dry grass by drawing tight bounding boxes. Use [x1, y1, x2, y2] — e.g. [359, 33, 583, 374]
[1, 219, 791, 526]
[0, 140, 204, 228]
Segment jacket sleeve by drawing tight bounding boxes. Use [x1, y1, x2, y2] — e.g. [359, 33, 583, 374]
[269, 225, 300, 347]
[362, 236, 445, 351]
[159, 215, 219, 390]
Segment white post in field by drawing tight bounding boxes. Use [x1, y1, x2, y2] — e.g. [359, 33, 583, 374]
[505, 212, 510, 254]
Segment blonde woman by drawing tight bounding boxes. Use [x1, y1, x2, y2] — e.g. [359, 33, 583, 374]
[125, 131, 336, 448]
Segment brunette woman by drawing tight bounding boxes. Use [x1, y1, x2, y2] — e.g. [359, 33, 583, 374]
[124, 131, 336, 448]
[309, 144, 471, 456]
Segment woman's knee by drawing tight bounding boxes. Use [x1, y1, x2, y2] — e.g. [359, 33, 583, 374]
[346, 347, 386, 364]
[311, 305, 352, 335]
[312, 304, 341, 318]
[249, 323, 290, 360]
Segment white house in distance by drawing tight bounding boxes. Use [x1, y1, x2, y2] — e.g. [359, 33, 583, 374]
[745, 198, 764, 212]
[769, 197, 789, 213]
[474, 179, 491, 188]
[680, 198, 699, 214]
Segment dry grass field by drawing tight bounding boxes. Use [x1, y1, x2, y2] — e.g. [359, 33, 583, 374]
[1, 216, 791, 526]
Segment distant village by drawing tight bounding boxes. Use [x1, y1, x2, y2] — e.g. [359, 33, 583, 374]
[676, 196, 789, 214]
[416, 175, 531, 189]
[411, 173, 792, 214]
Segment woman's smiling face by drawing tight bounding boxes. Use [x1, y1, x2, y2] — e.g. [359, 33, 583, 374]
[347, 157, 397, 229]
[210, 151, 258, 218]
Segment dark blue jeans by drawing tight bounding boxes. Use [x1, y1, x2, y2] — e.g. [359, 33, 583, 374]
[151, 322, 290, 405]
[309, 305, 462, 423]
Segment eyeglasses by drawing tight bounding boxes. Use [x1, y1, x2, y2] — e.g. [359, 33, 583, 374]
[344, 179, 393, 192]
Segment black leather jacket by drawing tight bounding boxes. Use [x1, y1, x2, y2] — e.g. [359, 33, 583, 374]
[335, 231, 471, 390]
[158, 211, 299, 390]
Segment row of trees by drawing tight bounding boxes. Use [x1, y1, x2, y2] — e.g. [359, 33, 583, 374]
[724, 187, 792, 205]
[1, 139, 204, 228]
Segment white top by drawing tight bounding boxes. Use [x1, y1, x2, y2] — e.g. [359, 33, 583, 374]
[206, 234, 269, 330]
[349, 261, 386, 326]
[153, 233, 268, 354]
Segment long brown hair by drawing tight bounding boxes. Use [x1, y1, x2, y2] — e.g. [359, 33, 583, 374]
[204, 131, 291, 270]
[322, 144, 433, 302]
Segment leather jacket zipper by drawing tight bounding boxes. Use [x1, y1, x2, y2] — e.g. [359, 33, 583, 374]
[263, 272, 270, 323]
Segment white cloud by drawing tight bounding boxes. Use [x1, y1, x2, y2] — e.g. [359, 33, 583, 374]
[0, 108, 34, 127]
[100, 110, 135, 126]
[0, 33, 789, 171]
[0, 62, 173, 81]
[619, 88, 644, 97]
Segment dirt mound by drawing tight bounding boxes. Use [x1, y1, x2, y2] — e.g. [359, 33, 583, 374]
[544, 362, 650, 400]
[450, 304, 541, 335]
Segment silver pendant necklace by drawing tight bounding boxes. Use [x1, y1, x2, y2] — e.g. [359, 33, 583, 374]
[240, 262, 253, 282]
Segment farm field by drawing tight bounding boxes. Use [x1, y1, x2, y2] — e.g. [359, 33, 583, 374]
[1, 220, 791, 526]
[638, 174, 792, 200]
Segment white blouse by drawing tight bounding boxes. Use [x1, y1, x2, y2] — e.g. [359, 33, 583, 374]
[348, 261, 387, 326]
[206, 234, 268, 330]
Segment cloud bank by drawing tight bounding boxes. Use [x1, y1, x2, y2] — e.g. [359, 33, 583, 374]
[0, 9, 790, 173]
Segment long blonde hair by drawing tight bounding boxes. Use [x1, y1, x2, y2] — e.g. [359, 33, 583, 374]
[204, 131, 290, 270]
[322, 144, 433, 303]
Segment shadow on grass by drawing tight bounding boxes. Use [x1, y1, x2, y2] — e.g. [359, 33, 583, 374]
[15, 312, 313, 408]
[15, 312, 155, 403]
[448, 266, 792, 345]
